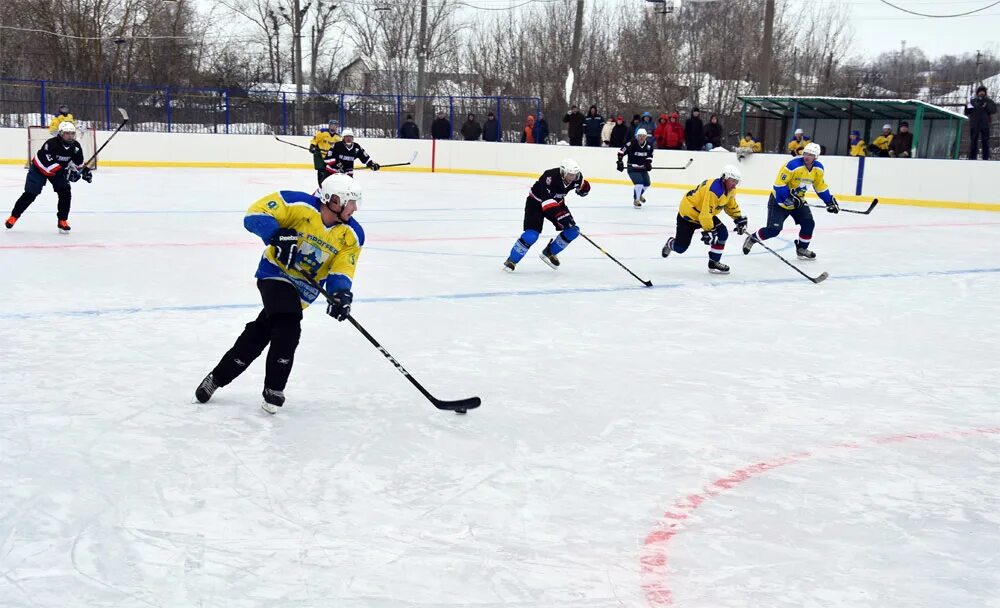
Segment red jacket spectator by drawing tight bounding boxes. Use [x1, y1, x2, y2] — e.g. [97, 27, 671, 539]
[657, 112, 684, 149]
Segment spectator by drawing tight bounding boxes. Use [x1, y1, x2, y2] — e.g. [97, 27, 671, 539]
[738, 131, 762, 153]
[787, 128, 809, 155]
[584, 105, 604, 147]
[684, 107, 706, 151]
[661, 112, 684, 150]
[534, 112, 550, 144]
[890, 121, 913, 158]
[483, 112, 500, 142]
[521, 114, 536, 143]
[869, 124, 893, 157]
[460, 113, 482, 141]
[966, 85, 996, 160]
[704, 114, 723, 149]
[637, 111, 656, 136]
[848, 130, 865, 157]
[431, 110, 452, 140]
[629, 114, 642, 136]
[601, 114, 617, 146]
[563, 104, 585, 145]
[609, 115, 630, 148]
[399, 114, 420, 139]
[653, 113, 669, 148]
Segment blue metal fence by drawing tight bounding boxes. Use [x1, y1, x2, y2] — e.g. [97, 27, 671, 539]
[0, 77, 541, 141]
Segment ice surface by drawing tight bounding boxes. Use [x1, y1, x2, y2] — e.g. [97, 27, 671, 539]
[1, 166, 999, 607]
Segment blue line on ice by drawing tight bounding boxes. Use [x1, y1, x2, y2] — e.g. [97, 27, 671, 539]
[4, 267, 999, 321]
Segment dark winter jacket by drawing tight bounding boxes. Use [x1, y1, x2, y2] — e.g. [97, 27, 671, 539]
[890, 130, 913, 157]
[563, 109, 585, 139]
[534, 116, 550, 144]
[704, 116, 723, 148]
[684, 111, 706, 150]
[966, 93, 997, 131]
[431, 117, 452, 140]
[584, 107, 604, 138]
[483, 117, 500, 142]
[460, 118, 482, 141]
[609, 121, 630, 148]
[399, 121, 420, 139]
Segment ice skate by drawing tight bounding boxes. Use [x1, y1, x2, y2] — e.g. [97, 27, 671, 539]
[261, 388, 285, 414]
[539, 241, 560, 269]
[5, 216, 17, 230]
[742, 232, 759, 255]
[502, 258, 516, 272]
[661, 237, 674, 258]
[708, 260, 730, 274]
[194, 373, 218, 404]
[57, 219, 71, 234]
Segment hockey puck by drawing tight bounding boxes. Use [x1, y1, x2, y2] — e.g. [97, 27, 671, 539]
[455, 408, 467, 415]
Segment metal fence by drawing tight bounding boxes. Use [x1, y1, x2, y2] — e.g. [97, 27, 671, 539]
[0, 77, 541, 141]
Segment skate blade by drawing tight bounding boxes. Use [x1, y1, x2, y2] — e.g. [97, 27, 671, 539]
[708, 268, 730, 275]
[261, 401, 280, 415]
[796, 254, 817, 261]
[58, 229, 71, 235]
[538, 254, 559, 270]
[502, 264, 515, 273]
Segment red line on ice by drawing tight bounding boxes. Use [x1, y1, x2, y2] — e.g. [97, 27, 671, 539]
[639, 426, 1000, 606]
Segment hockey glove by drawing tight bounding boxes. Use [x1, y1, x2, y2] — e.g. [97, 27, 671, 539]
[326, 289, 353, 321]
[616, 159, 625, 172]
[67, 168, 81, 183]
[309, 145, 319, 154]
[81, 167, 93, 183]
[700, 229, 719, 246]
[826, 198, 840, 214]
[545, 204, 576, 230]
[733, 216, 749, 235]
[368, 161, 380, 171]
[576, 179, 591, 197]
[269, 228, 299, 267]
[782, 193, 805, 210]
[644, 160, 653, 171]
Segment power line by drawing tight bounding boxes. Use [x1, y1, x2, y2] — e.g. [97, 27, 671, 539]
[0, 24, 189, 41]
[875, 0, 1000, 17]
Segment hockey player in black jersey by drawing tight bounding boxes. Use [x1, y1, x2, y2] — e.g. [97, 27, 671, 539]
[616, 128, 654, 208]
[321, 129, 380, 182]
[503, 159, 590, 271]
[6, 122, 91, 233]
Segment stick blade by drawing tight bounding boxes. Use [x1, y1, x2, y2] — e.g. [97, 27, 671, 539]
[811, 272, 830, 284]
[434, 396, 482, 413]
[643, 280, 654, 287]
[864, 199, 879, 214]
[117, 107, 129, 122]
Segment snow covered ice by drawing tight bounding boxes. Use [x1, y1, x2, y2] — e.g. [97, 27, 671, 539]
[1, 166, 999, 607]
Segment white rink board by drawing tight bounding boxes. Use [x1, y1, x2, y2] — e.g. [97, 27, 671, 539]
[1, 166, 1000, 608]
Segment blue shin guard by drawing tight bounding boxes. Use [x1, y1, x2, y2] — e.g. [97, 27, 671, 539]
[508, 229, 540, 263]
[548, 225, 580, 255]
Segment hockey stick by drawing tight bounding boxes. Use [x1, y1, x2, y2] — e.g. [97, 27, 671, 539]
[273, 134, 311, 151]
[652, 158, 694, 170]
[579, 232, 653, 287]
[808, 198, 879, 215]
[751, 236, 828, 284]
[355, 150, 419, 170]
[301, 273, 481, 414]
[83, 107, 128, 167]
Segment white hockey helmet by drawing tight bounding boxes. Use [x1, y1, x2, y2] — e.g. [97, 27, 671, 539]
[560, 158, 581, 180]
[882, 123, 891, 131]
[794, 128, 804, 136]
[319, 173, 363, 209]
[341, 128, 355, 139]
[721, 164, 742, 185]
[636, 128, 648, 138]
[57, 121, 77, 135]
[802, 142, 822, 158]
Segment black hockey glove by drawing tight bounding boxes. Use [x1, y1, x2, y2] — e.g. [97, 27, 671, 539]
[616, 159, 624, 172]
[269, 228, 299, 267]
[826, 198, 840, 214]
[81, 167, 93, 183]
[368, 161, 380, 171]
[700, 229, 719, 246]
[733, 216, 748, 235]
[785, 193, 805, 209]
[309, 144, 319, 154]
[67, 168, 81, 183]
[644, 160, 653, 171]
[546, 204, 576, 230]
[326, 289, 353, 321]
[576, 179, 591, 197]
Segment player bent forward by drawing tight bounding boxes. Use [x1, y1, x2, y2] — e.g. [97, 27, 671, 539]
[6, 122, 92, 233]
[743, 142, 839, 260]
[661, 164, 748, 274]
[503, 158, 591, 271]
[194, 174, 365, 414]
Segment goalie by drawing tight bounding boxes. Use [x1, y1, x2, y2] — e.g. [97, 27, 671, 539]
[6, 122, 91, 233]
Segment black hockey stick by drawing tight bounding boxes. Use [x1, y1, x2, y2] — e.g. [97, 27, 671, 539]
[355, 151, 418, 170]
[579, 232, 653, 287]
[83, 107, 128, 167]
[751, 236, 828, 284]
[652, 158, 694, 170]
[302, 274, 481, 414]
[273, 134, 311, 151]
[808, 198, 879, 215]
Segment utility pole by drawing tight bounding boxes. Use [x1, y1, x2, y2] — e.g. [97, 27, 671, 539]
[280, 0, 311, 134]
[414, 0, 429, 137]
[755, 0, 774, 149]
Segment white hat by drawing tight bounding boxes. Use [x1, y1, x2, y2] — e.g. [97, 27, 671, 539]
[882, 124, 891, 130]
[794, 128, 804, 135]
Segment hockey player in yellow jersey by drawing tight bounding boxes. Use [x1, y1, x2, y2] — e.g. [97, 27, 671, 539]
[309, 119, 343, 184]
[661, 165, 748, 274]
[849, 130, 866, 157]
[48, 105, 75, 133]
[870, 124, 893, 157]
[787, 128, 809, 155]
[193, 174, 365, 414]
[743, 142, 839, 260]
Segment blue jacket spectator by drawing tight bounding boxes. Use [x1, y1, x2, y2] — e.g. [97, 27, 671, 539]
[533, 112, 550, 144]
[637, 112, 656, 137]
[399, 114, 419, 139]
[483, 112, 500, 142]
[584, 105, 604, 147]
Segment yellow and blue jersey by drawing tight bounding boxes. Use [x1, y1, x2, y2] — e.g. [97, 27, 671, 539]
[738, 137, 762, 153]
[309, 128, 342, 153]
[773, 157, 833, 208]
[872, 133, 893, 152]
[244, 190, 364, 307]
[850, 139, 866, 157]
[787, 136, 809, 155]
[680, 178, 743, 231]
[48, 113, 75, 134]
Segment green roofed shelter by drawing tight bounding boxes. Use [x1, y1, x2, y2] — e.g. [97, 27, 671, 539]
[737, 96, 967, 159]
